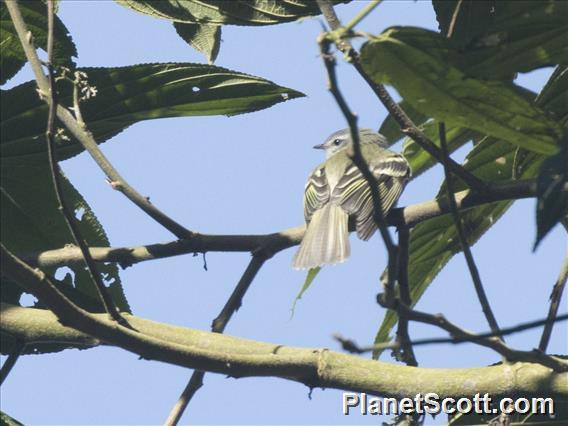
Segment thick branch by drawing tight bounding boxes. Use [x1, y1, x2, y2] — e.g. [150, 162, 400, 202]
[2, 303, 566, 399]
[27, 180, 545, 269]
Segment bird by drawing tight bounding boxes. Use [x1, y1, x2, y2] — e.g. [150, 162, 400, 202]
[292, 128, 411, 270]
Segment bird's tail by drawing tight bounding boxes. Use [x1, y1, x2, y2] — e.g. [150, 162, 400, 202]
[292, 205, 350, 270]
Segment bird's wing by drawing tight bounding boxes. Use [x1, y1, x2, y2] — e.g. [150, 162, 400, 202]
[332, 153, 410, 240]
[303, 165, 330, 223]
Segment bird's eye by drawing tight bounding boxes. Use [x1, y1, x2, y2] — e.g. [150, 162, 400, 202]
[333, 139, 341, 146]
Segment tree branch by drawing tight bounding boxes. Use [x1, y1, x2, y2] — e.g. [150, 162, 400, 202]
[335, 313, 568, 354]
[317, 31, 398, 303]
[439, 122, 502, 340]
[315, 0, 488, 193]
[539, 254, 568, 352]
[165, 255, 267, 425]
[393, 227, 418, 366]
[390, 301, 568, 372]
[2, 303, 567, 399]
[44, 0, 124, 323]
[26, 179, 548, 269]
[5, 0, 194, 240]
[0, 340, 25, 386]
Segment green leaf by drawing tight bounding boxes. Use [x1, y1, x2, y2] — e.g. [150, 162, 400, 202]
[403, 120, 479, 179]
[535, 65, 568, 125]
[117, 0, 349, 26]
[373, 136, 526, 358]
[360, 27, 563, 155]
[0, 0, 76, 85]
[534, 143, 568, 249]
[1, 63, 305, 162]
[433, 1, 568, 80]
[378, 100, 429, 144]
[372, 65, 566, 358]
[174, 22, 221, 64]
[1, 157, 130, 316]
[291, 267, 320, 317]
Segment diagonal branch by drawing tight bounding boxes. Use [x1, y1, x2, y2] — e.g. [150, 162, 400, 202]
[44, 0, 124, 323]
[393, 227, 418, 366]
[539, 254, 568, 352]
[318, 31, 398, 304]
[0, 340, 25, 386]
[439, 122, 502, 340]
[315, 0, 488, 193]
[165, 255, 266, 425]
[5, 0, 193, 240]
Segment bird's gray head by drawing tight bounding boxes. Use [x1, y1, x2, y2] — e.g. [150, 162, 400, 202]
[314, 128, 388, 158]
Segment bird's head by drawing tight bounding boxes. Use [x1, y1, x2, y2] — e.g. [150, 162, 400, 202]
[313, 128, 388, 158]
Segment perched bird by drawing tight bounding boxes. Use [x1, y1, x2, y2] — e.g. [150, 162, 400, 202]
[292, 128, 411, 270]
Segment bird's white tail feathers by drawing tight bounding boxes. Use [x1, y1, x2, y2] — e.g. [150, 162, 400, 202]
[292, 205, 350, 270]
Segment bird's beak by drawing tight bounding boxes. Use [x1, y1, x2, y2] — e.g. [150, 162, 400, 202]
[313, 143, 325, 150]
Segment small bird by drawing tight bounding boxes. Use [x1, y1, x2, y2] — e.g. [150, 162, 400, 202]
[292, 128, 411, 270]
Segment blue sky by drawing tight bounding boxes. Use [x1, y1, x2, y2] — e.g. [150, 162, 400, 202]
[1, 1, 566, 424]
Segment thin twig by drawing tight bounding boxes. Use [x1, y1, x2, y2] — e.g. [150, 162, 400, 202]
[318, 32, 398, 303]
[26, 179, 553, 269]
[539, 254, 568, 352]
[0, 340, 25, 385]
[165, 255, 267, 425]
[447, 0, 464, 39]
[394, 227, 418, 366]
[335, 313, 568, 353]
[44, 1, 124, 323]
[315, 0, 488, 193]
[439, 122, 502, 340]
[4, 0, 194, 241]
[342, 0, 382, 33]
[395, 302, 566, 372]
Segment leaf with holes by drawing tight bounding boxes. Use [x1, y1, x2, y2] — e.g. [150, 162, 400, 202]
[1, 157, 130, 315]
[1, 63, 304, 162]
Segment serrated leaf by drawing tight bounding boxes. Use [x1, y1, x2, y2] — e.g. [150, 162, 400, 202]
[360, 27, 563, 155]
[117, 0, 349, 26]
[1, 158, 130, 316]
[534, 143, 568, 249]
[174, 22, 221, 64]
[0, 1, 76, 85]
[290, 267, 320, 317]
[433, 1, 568, 80]
[378, 100, 429, 144]
[1, 63, 305, 162]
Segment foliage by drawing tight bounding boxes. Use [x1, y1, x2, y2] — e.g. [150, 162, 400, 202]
[1, 0, 566, 423]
